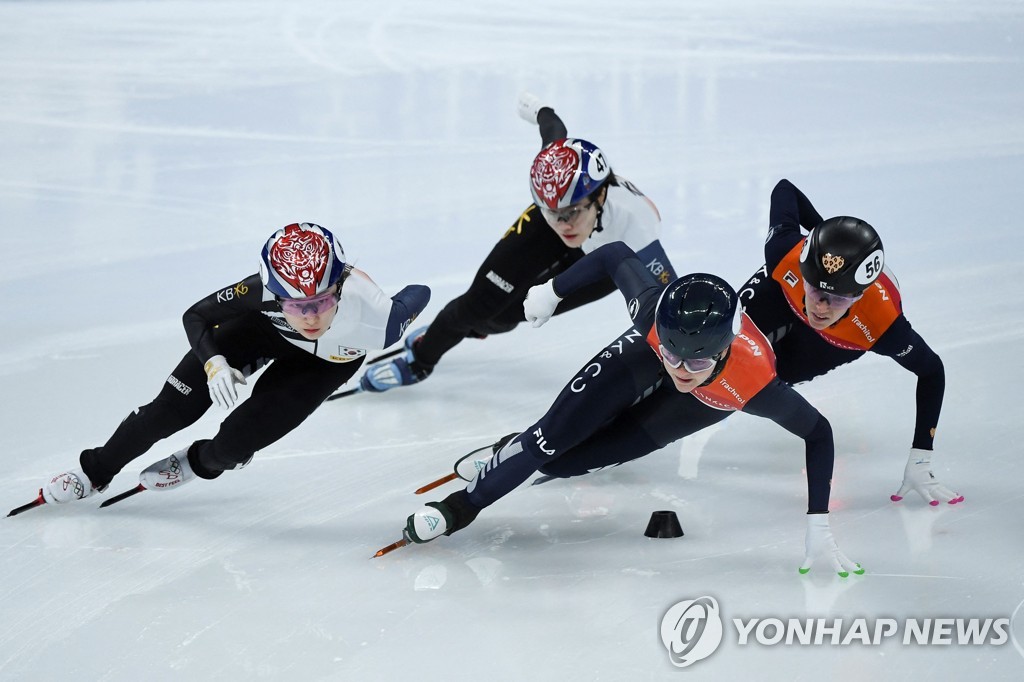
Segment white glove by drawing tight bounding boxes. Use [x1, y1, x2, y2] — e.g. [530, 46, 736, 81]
[891, 448, 963, 506]
[523, 280, 562, 328]
[517, 91, 546, 124]
[799, 513, 863, 578]
[204, 355, 246, 410]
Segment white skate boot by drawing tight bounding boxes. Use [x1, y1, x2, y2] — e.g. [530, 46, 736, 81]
[454, 433, 519, 481]
[405, 502, 453, 544]
[403, 490, 482, 544]
[41, 468, 99, 505]
[139, 449, 197, 491]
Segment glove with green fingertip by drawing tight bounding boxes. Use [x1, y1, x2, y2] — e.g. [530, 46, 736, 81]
[799, 513, 865, 578]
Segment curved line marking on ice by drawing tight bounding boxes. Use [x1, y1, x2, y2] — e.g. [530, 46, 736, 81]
[1011, 596, 1024, 662]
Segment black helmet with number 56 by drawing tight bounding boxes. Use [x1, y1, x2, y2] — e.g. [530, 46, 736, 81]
[799, 216, 884, 296]
[656, 273, 742, 360]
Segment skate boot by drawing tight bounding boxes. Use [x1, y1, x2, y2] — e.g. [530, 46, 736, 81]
[454, 433, 519, 481]
[360, 326, 433, 392]
[41, 468, 102, 505]
[405, 502, 453, 543]
[96, 447, 211, 509]
[404, 490, 482, 544]
[139, 449, 197, 491]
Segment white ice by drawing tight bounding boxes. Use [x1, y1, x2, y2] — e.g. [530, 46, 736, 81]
[1, 1, 1022, 679]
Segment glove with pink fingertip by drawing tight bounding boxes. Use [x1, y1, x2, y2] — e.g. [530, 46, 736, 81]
[890, 449, 963, 506]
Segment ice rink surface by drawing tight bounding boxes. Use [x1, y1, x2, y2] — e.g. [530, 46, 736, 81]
[1, 1, 1023, 679]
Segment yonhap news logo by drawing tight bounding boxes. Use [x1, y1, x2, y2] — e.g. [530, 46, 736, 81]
[660, 596, 1011, 669]
[659, 596, 724, 668]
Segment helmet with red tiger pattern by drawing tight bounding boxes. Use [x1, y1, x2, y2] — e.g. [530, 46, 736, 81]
[529, 138, 611, 210]
[259, 223, 346, 299]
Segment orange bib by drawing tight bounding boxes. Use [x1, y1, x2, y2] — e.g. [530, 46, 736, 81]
[771, 241, 903, 351]
[647, 314, 777, 412]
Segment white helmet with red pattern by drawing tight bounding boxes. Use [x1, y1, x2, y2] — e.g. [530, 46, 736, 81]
[259, 223, 346, 299]
[529, 138, 611, 210]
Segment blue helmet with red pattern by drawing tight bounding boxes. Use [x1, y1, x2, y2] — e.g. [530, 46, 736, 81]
[530, 138, 611, 210]
[259, 223, 346, 299]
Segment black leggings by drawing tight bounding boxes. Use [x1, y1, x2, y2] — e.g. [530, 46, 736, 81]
[81, 314, 361, 487]
[466, 327, 730, 508]
[539, 383, 731, 477]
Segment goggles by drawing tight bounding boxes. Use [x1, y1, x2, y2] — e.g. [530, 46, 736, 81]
[539, 200, 594, 223]
[802, 280, 862, 309]
[659, 344, 718, 374]
[278, 289, 340, 317]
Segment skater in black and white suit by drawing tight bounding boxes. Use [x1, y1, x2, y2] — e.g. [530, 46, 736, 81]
[360, 92, 677, 393]
[35, 222, 428, 507]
